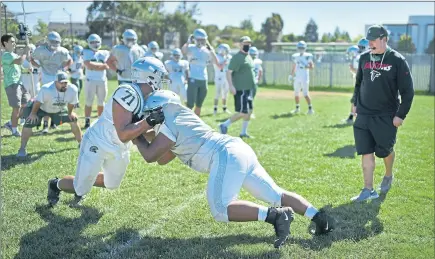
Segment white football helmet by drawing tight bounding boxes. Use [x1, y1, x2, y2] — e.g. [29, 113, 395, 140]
[87, 34, 102, 51]
[217, 43, 230, 55]
[296, 41, 307, 53]
[148, 41, 159, 53]
[143, 90, 182, 114]
[122, 29, 137, 47]
[171, 48, 182, 61]
[73, 45, 83, 55]
[47, 31, 61, 51]
[193, 28, 208, 47]
[28, 44, 36, 54]
[131, 57, 169, 91]
[249, 46, 259, 59]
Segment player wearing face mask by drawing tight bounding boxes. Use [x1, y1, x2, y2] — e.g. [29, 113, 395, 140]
[144, 41, 164, 60]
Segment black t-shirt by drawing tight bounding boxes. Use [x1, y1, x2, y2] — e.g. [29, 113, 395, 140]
[352, 48, 414, 119]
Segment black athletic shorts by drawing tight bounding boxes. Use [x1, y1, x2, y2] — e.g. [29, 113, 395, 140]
[353, 115, 398, 158]
[234, 89, 253, 114]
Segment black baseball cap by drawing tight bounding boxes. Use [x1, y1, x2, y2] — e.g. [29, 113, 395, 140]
[366, 25, 389, 40]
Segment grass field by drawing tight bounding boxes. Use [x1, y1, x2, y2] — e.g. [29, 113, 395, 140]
[1, 81, 434, 259]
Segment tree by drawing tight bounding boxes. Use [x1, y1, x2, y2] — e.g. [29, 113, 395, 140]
[352, 34, 365, 43]
[281, 33, 296, 42]
[396, 35, 416, 53]
[320, 33, 331, 43]
[261, 13, 284, 52]
[1, 8, 19, 37]
[304, 18, 318, 42]
[240, 18, 254, 31]
[426, 37, 434, 54]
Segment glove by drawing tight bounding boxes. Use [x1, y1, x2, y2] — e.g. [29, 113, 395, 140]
[288, 75, 293, 83]
[116, 69, 124, 76]
[68, 68, 72, 72]
[145, 108, 165, 127]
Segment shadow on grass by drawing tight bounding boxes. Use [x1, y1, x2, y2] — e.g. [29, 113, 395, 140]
[15, 205, 104, 259]
[54, 136, 76, 143]
[94, 229, 281, 259]
[270, 112, 296, 120]
[322, 122, 353, 129]
[291, 194, 386, 251]
[1, 148, 76, 171]
[324, 145, 356, 159]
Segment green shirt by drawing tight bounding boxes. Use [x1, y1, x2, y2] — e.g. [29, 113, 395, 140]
[228, 51, 255, 91]
[1, 51, 21, 88]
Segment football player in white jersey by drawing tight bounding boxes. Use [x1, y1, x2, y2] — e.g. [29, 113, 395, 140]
[131, 71, 335, 249]
[290, 41, 315, 114]
[46, 57, 166, 207]
[182, 28, 221, 116]
[248, 46, 263, 119]
[345, 38, 369, 124]
[21, 44, 40, 98]
[164, 48, 189, 102]
[69, 45, 84, 108]
[107, 29, 145, 84]
[144, 41, 164, 60]
[31, 31, 73, 132]
[17, 72, 82, 157]
[213, 43, 232, 115]
[82, 34, 111, 129]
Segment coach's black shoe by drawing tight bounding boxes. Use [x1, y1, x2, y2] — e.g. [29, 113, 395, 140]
[266, 207, 294, 249]
[84, 118, 90, 129]
[47, 178, 61, 207]
[311, 209, 335, 235]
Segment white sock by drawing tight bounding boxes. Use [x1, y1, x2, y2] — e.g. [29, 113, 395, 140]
[241, 120, 249, 135]
[304, 206, 319, 219]
[258, 206, 268, 221]
[12, 127, 17, 133]
[296, 104, 300, 109]
[223, 119, 232, 127]
[56, 179, 62, 191]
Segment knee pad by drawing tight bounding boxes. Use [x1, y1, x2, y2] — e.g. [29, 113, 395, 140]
[212, 211, 229, 222]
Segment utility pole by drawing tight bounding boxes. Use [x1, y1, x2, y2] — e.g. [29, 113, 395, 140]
[3, 3, 8, 33]
[63, 8, 74, 45]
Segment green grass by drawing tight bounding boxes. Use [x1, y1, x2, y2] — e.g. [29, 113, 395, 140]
[1, 81, 434, 259]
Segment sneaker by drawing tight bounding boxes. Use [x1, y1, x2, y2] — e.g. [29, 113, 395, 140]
[219, 123, 228, 134]
[311, 209, 335, 235]
[47, 178, 61, 206]
[16, 148, 27, 157]
[213, 109, 217, 116]
[351, 188, 379, 202]
[84, 118, 90, 129]
[379, 175, 394, 194]
[50, 123, 58, 130]
[265, 207, 294, 249]
[345, 118, 354, 124]
[223, 108, 232, 114]
[12, 130, 21, 137]
[307, 108, 315, 115]
[42, 125, 49, 134]
[292, 108, 300, 114]
[239, 133, 254, 139]
[19, 118, 26, 126]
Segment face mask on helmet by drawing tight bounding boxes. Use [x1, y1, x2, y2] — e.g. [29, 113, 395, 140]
[195, 38, 206, 47]
[297, 47, 306, 54]
[151, 48, 158, 54]
[173, 54, 181, 61]
[49, 40, 60, 51]
[89, 41, 101, 51]
[125, 38, 136, 48]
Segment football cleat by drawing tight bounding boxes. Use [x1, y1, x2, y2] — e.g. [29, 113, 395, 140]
[266, 207, 294, 249]
[311, 209, 335, 235]
[47, 178, 61, 206]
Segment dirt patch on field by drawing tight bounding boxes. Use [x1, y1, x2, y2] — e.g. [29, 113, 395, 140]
[258, 89, 352, 99]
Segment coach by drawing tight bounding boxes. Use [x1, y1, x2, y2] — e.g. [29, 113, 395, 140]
[350, 25, 414, 202]
[219, 36, 256, 138]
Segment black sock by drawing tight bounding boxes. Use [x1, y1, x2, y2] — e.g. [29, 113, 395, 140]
[348, 114, 354, 120]
[50, 178, 59, 190]
[43, 121, 48, 128]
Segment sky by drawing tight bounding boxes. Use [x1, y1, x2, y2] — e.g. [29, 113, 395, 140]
[3, 1, 434, 39]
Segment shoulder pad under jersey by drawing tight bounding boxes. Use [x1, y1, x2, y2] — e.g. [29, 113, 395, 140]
[112, 83, 143, 115]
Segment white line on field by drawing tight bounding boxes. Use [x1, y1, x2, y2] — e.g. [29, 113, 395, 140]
[97, 191, 204, 259]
